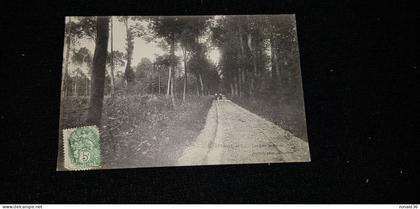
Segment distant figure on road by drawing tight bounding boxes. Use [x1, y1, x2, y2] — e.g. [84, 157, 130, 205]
[214, 93, 224, 100]
[218, 93, 224, 100]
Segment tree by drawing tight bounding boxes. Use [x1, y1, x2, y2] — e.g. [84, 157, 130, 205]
[148, 16, 188, 107]
[264, 15, 300, 101]
[62, 16, 97, 97]
[154, 54, 171, 95]
[211, 16, 243, 97]
[210, 15, 274, 99]
[121, 16, 136, 90]
[62, 17, 73, 97]
[180, 44, 189, 101]
[187, 43, 209, 96]
[178, 17, 210, 102]
[71, 17, 96, 41]
[211, 15, 301, 103]
[109, 16, 116, 97]
[134, 58, 154, 94]
[86, 16, 109, 126]
[135, 58, 153, 79]
[243, 16, 269, 98]
[71, 47, 93, 96]
[106, 50, 125, 94]
[117, 16, 146, 92]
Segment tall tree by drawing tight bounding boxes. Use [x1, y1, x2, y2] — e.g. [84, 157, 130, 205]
[109, 16, 115, 97]
[116, 16, 146, 92]
[135, 58, 154, 94]
[86, 16, 109, 125]
[211, 16, 243, 97]
[153, 54, 171, 95]
[179, 17, 209, 102]
[106, 50, 125, 94]
[62, 16, 97, 97]
[148, 16, 187, 107]
[187, 43, 209, 96]
[180, 45, 188, 101]
[135, 58, 154, 80]
[121, 17, 136, 90]
[168, 31, 176, 106]
[62, 16, 72, 97]
[264, 15, 300, 100]
[244, 16, 267, 98]
[71, 47, 93, 96]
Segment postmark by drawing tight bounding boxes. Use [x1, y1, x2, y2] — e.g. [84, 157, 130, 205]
[63, 125, 101, 170]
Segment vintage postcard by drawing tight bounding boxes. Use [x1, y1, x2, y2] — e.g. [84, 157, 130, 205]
[57, 15, 310, 170]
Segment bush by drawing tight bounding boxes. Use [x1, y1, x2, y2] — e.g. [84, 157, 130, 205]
[60, 94, 213, 168]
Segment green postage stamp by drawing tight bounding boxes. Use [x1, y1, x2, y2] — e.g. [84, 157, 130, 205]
[63, 126, 101, 170]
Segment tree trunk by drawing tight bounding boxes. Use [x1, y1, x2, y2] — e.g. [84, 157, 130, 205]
[158, 72, 161, 95]
[166, 66, 171, 97]
[87, 16, 109, 126]
[124, 17, 135, 91]
[173, 67, 176, 96]
[270, 35, 281, 93]
[238, 23, 246, 98]
[85, 77, 88, 96]
[234, 76, 239, 96]
[182, 48, 188, 103]
[273, 40, 280, 83]
[73, 77, 77, 96]
[247, 33, 258, 98]
[168, 33, 176, 107]
[62, 17, 72, 98]
[196, 79, 200, 96]
[237, 68, 241, 97]
[199, 73, 204, 96]
[270, 35, 277, 80]
[110, 16, 115, 98]
[230, 83, 234, 97]
[170, 71, 175, 107]
[150, 74, 153, 94]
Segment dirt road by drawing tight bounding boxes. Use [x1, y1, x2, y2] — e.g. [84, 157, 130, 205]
[177, 99, 311, 166]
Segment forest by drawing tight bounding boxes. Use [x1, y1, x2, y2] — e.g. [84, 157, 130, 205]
[59, 15, 306, 168]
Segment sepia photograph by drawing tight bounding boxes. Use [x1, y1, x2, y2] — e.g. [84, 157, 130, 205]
[57, 15, 310, 170]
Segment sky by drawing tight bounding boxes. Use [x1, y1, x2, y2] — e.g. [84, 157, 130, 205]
[67, 17, 220, 76]
[110, 18, 165, 64]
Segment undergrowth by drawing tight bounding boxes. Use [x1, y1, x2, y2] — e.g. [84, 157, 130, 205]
[60, 95, 213, 168]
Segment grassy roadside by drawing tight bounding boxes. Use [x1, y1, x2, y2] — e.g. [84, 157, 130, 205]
[60, 95, 213, 168]
[231, 97, 308, 141]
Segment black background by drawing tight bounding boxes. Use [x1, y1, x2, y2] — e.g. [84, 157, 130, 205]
[1, 0, 418, 203]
